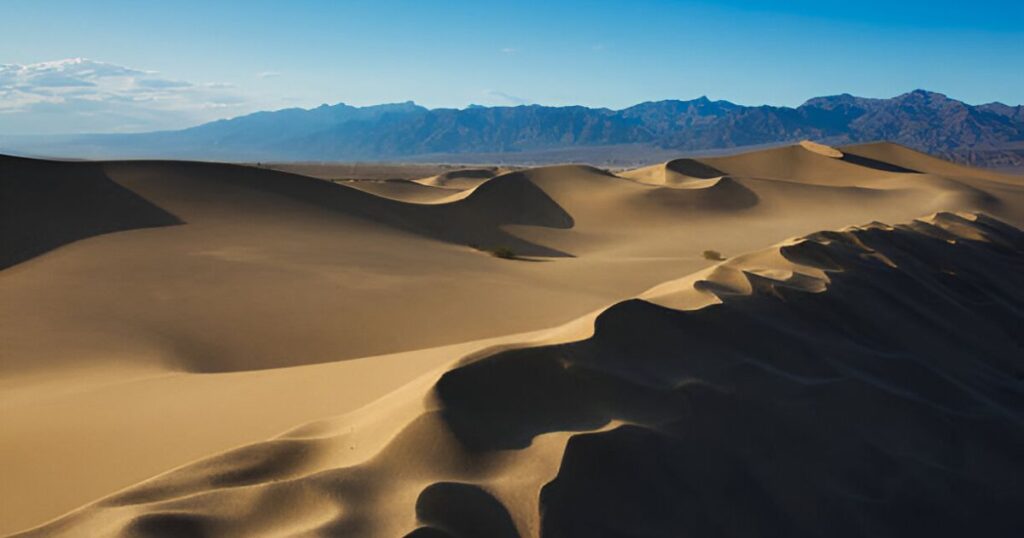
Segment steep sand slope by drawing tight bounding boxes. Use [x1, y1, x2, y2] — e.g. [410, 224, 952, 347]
[14, 212, 1024, 538]
[0, 155, 181, 269]
[3, 142, 1024, 534]
[841, 142, 1024, 183]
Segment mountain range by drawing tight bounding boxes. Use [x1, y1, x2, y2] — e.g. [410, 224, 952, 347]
[3, 90, 1023, 169]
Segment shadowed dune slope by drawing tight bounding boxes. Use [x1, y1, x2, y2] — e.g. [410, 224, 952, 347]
[0, 155, 182, 269]
[1, 155, 573, 266]
[618, 158, 726, 187]
[699, 142, 912, 185]
[17, 212, 1024, 538]
[842, 142, 1024, 184]
[101, 160, 575, 256]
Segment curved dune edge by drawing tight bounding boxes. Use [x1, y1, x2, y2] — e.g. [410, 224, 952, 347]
[841, 141, 1024, 185]
[346, 168, 504, 205]
[414, 168, 501, 190]
[337, 179, 476, 204]
[617, 157, 727, 189]
[798, 139, 844, 158]
[14, 211, 1024, 538]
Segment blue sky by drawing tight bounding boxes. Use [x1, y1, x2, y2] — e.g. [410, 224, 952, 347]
[1, 0, 1022, 133]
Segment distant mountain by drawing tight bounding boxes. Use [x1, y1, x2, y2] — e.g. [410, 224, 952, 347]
[3, 90, 1022, 169]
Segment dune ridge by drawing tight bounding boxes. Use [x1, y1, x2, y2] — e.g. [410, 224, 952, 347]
[841, 142, 1024, 184]
[13, 212, 1024, 538]
[414, 168, 501, 190]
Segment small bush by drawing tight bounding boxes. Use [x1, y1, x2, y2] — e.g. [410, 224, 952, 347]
[703, 250, 726, 261]
[491, 247, 517, 259]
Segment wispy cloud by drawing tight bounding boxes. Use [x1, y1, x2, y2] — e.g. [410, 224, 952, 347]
[500, 47, 518, 55]
[0, 58, 247, 134]
[481, 89, 529, 106]
[257, 71, 282, 79]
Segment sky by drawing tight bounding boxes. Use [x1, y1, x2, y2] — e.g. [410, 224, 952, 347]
[1, 0, 1022, 134]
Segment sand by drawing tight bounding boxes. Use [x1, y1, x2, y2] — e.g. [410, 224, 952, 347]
[2, 141, 1023, 536]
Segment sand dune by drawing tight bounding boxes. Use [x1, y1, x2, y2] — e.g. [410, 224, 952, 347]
[338, 178, 471, 204]
[698, 141, 911, 186]
[414, 168, 501, 190]
[13, 211, 1024, 537]
[3, 142, 1024, 535]
[616, 157, 726, 187]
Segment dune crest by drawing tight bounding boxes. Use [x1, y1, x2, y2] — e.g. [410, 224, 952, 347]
[798, 139, 844, 158]
[618, 158, 727, 188]
[842, 142, 1024, 184]
[414, 168, 501, 190]
[15, 212, 1024, 538]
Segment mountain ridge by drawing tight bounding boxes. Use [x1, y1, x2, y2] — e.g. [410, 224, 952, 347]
[2, 90, 1022, 169]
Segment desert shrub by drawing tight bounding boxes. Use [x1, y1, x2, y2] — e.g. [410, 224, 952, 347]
[703, 250, 726, 261]
[469, 243, 518, 259]
[491, 247, 517, 259]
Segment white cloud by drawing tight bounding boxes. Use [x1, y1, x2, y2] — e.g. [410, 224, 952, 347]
[0, 58, 249, 134]
[500, 47, 518, 54]
[257, 71, 282, 79]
